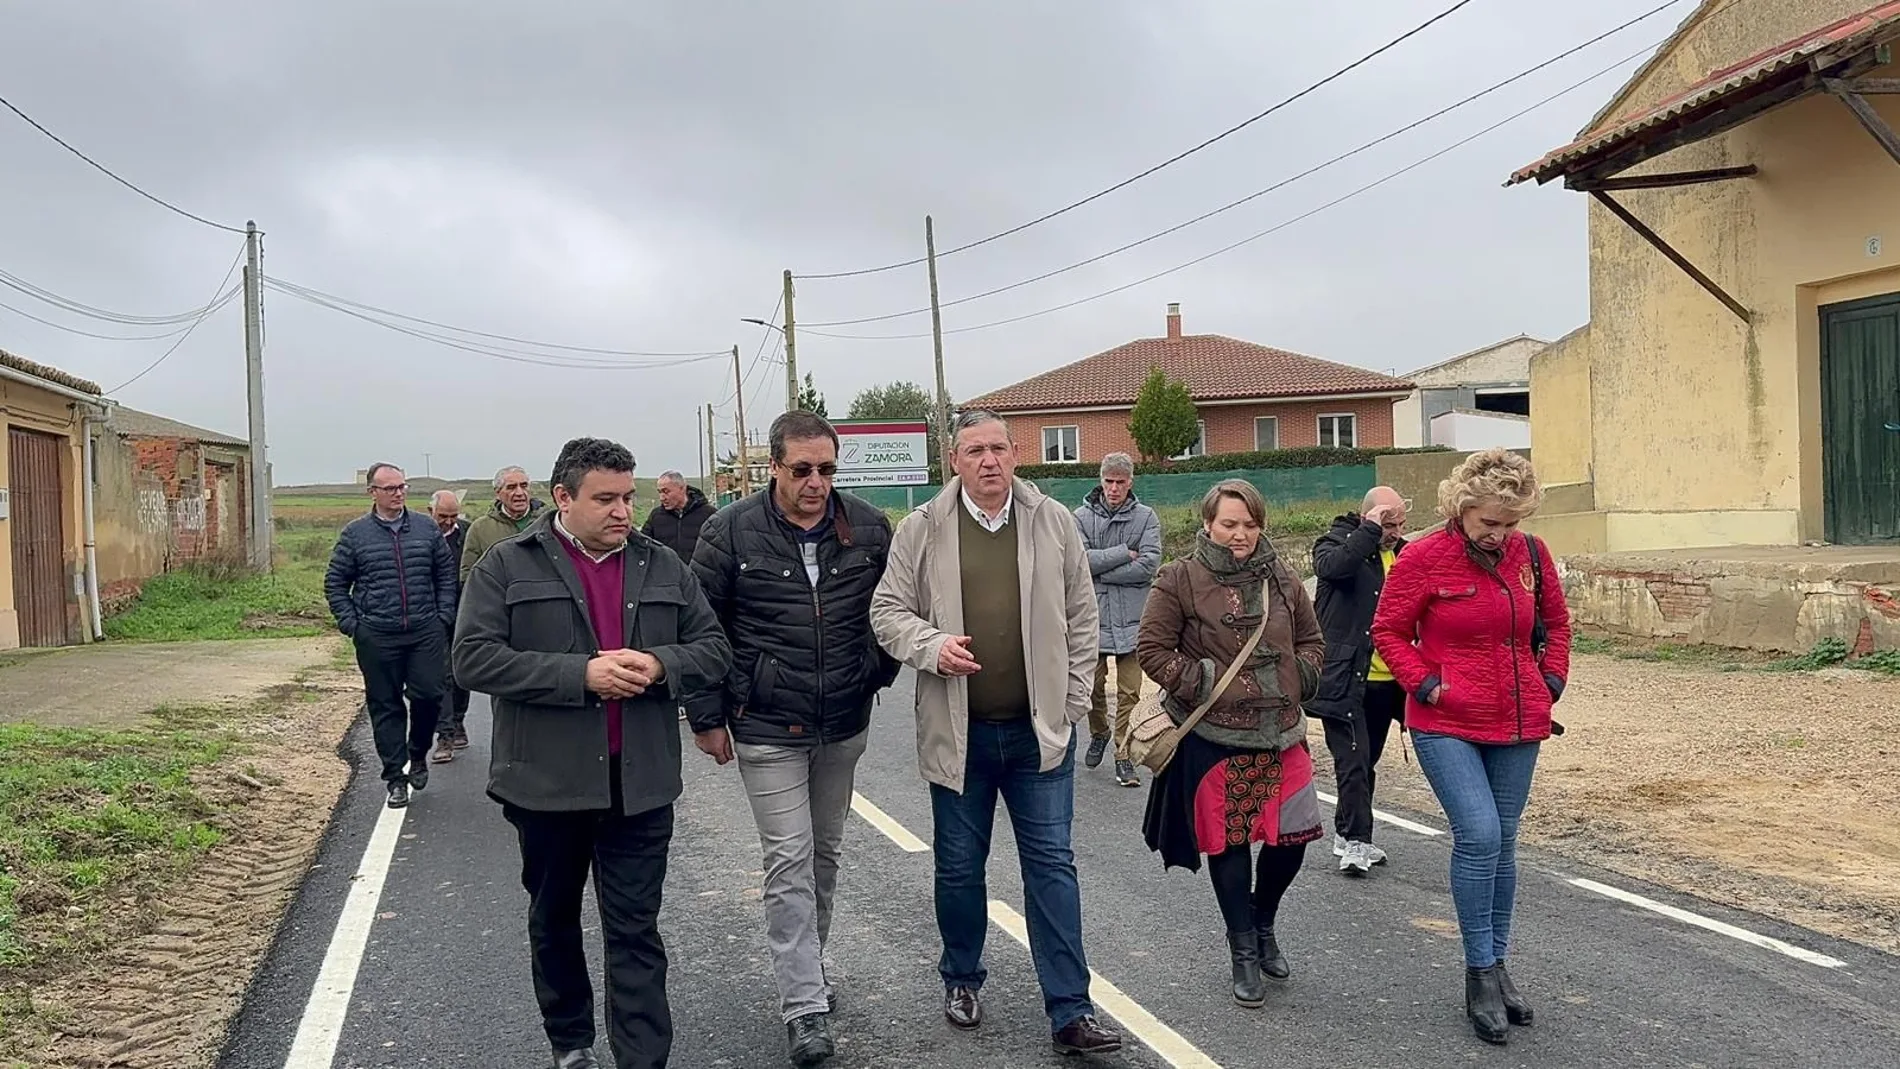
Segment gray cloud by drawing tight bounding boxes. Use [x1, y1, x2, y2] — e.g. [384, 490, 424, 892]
[0, 0, 1679, 482]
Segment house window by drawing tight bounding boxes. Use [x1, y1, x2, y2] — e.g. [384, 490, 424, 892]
[1041, 425, 1080, 463]
[1318, 414, 1357, 449]
[1253, 416, 1279, 451]
[1172, 420, 1207, 460]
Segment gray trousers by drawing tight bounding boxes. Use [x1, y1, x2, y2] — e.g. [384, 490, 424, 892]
[735, 729, 870, 1022]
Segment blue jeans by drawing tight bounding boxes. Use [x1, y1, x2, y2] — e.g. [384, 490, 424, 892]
[929, 718, 1094, 1032]
[1411, 732, 1541, 968]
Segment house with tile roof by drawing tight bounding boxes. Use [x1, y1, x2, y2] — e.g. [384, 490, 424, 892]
[1508, 0, 1900, 554]
[960, 303, 1413, 466]
[1, 348, 107, 648]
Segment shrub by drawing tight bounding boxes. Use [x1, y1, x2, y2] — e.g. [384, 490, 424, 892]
[1012, 445, 1447, 482]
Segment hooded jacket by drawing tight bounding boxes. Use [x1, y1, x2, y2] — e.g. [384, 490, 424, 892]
[1073, 487, 1162, 656]
[642, 484, 717, 563]
[1307, 512, 1407, 723]
[1371, 526, 1571, 746]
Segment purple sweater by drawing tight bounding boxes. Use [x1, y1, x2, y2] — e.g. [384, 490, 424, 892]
[557, 537, 630, 756]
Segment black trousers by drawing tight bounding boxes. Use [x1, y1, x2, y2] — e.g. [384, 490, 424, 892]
[1322, 680, 1405, 843]
[353, 625, 445, 783]
[503, 791, 674, 1068]
[411, 623, 470, 737]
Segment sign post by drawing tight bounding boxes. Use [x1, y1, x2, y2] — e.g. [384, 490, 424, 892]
[832, 419, 930, 492]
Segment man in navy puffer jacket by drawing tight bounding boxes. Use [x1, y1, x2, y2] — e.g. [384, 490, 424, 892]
[325, 463, 459, 808]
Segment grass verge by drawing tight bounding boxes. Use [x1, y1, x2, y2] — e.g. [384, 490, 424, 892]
[1573, 630, 1900, 675]
[0, 719, 231, 981]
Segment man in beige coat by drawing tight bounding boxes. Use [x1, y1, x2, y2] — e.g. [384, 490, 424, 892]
[870, 410, 1122, 1058]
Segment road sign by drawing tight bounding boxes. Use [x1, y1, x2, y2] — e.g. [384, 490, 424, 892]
[834, 419, 929, 488]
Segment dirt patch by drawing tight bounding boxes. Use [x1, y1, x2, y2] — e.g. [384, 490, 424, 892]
[1, 668, 365, 1067]
[1297, 653, 1900, 955]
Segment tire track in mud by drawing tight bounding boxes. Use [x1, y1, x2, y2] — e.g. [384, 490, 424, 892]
[20, 681, 366, 1069]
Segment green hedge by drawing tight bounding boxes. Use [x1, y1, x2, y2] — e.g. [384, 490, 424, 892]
[1012, 445, 1448, 482]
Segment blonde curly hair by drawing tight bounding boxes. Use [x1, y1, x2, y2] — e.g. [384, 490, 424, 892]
[1437, 448, 1541, 521]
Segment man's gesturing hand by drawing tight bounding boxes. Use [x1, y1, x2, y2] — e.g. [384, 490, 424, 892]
[937, 635, 982, 676]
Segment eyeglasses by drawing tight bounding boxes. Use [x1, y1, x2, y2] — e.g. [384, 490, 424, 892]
[785, 462, 838, 480]
[371, 483, 408, 494]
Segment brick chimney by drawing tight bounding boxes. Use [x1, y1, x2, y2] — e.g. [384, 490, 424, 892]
[1165, 301, 1182, 340]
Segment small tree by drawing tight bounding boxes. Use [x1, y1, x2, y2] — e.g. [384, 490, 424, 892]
[796, 373, 828, 418]
[1127, 367, 1199, 462]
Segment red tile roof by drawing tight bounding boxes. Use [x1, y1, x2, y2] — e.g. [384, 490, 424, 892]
[962, 331, 1412, 412]
[0, 347, 103, 395]
[1509, 1, 1900, 185]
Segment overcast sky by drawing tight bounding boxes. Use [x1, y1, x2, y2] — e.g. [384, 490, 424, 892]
[0, 0, 1689, 485]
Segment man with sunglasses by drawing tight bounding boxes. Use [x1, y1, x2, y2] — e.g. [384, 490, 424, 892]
[688, 410, 899, 1069]
[325, 463, 459, 808]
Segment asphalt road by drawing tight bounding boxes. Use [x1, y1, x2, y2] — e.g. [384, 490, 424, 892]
[220, 674, 1900, 1068]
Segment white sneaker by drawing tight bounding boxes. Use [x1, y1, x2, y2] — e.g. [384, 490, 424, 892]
[1365, 842, 1389, 866]
[1332, 834, 1349, 858]
[1338, 840, 1373, 876]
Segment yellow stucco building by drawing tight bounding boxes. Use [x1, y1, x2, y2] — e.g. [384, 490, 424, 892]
[0, 351, 107, 650]
[1515, 0, 1900, 554]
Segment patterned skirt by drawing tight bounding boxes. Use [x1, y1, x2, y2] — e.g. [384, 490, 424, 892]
[1142, 728, 1324, 871]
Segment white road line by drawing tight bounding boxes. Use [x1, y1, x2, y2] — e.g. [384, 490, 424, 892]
[988, 901, 1222, 1069]
[1567, 878, 1848, 969]
[850, 792, 928, 852]
[1314, 790, 1444, 837]
[282, 797, 409, 1068]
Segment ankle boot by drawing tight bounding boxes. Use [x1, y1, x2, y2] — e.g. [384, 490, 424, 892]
[1225, 931, 1267, 1008]
[1495, 961, 1533, 1025]
[1254, 924, 1290, 980]
[1465, 965, 1509, 1045]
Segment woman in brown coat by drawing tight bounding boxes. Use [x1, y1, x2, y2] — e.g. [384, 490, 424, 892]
[1137, 479, 1325, 1008]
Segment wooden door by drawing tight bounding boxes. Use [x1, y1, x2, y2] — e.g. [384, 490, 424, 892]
[1821, 293, 1900, 545]
[7, 427, 70, 646]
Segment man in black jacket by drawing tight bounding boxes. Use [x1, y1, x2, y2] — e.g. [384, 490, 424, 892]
[324, 464, 458, 809]
[641, 470, 716, 562]
[426, 490, 473, 763]
[689, 410, 899, 1069]
[455, 437, 731, 1069]
[1309, 486, 1408, 877]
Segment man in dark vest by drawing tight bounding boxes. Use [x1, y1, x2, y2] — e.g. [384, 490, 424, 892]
[1310, 485, 1409, 877]
[454, 437, 731, 1069]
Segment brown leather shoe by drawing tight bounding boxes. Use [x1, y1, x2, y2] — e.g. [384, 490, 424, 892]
[430, 737, 456, 763]
[1052, 1015, 1122, 1056]
[943, 986, 981, 1030]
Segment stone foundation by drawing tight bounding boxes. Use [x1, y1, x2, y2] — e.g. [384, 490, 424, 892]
[1559, 546, 1900, 653]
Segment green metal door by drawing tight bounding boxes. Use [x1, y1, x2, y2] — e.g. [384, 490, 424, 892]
[1821, 292, 1900, 544]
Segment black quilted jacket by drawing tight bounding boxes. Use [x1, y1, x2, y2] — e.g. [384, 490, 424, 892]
[689, 488, 900, 746]
[325, 509, 458, 635]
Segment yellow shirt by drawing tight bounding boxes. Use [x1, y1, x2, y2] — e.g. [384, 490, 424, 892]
[1366, 547, 1397, 682]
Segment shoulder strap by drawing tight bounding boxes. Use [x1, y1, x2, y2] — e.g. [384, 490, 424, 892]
[1175, 614, 1270, 737]
[1526, 532, 1545, 605]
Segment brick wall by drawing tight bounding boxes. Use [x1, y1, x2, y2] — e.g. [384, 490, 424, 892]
[1010, 396, 1398, 464]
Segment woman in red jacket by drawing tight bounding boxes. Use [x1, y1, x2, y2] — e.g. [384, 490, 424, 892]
[1371, 448, 1570, 1047]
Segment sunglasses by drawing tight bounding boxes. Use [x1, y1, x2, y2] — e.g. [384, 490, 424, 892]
[784, 462, 838, 480]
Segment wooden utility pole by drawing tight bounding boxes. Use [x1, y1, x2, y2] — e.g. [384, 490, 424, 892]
[925, 215, 951, 454]
[704, 402, 716, 499]
[242, 220, 273, 572]
[732, 344, 751, 496]
[782, 269, 799, 412]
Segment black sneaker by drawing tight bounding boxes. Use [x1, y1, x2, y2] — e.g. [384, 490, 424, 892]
[1114, 760, 1140, 787]
[386, 781, 410, 808]
[408, 764, 429, 792]
[553, 1049, 601, 1069]
[1084, 735, 1109, 769]
[786, 1012, 835, 1067]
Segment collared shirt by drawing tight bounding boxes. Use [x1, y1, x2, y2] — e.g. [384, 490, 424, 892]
[960, 487, 1013, 534]
[554, 514, 626, 564]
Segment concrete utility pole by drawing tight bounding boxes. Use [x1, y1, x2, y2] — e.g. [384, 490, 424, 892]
[696, 405, 706, 497]
[732, 344, 751, 497]
[782, 269, 799, 412]
[422, 453, 433, 479]
[242, 220, 273, 572]
[925, 215, 951, 454]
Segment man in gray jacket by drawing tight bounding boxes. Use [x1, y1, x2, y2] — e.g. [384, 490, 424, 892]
[454, 437, 731, 1069]
[1073, 452, 1160, 787]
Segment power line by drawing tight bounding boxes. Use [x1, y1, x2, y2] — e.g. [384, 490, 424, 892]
[0, 92, 249, 235]
[106, 239, 248, 393]
[0, 290, 237, 341]
[800, 0, 1691, 329]
[795, 0, 1484, 280]
[264, 281, 728, 370]
[0, 264, 239, 325]
[265, 276, 729, 358]
[800, 36, 1662, 343]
